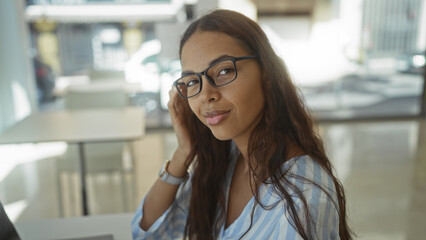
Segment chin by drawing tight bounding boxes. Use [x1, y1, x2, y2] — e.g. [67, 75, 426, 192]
[210, 129, 233, 141]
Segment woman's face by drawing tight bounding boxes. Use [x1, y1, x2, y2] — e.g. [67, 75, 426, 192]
[180, 31, 265, 143]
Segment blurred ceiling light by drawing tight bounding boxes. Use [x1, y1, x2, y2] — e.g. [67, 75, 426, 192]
[413, 55, 425, 67]
[25, 1, 185, 23]
[100, 28, 121, 44]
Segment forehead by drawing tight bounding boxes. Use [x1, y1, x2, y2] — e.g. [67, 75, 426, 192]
[180, 31, 249, 71]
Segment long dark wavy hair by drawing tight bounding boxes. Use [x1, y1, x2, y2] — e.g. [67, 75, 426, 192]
[177, 9, 353, 240]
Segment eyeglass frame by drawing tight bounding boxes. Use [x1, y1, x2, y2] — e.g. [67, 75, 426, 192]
[173, 55, 257, 99]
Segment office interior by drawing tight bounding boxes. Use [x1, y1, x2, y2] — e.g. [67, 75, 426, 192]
[0, 0, 425, 239]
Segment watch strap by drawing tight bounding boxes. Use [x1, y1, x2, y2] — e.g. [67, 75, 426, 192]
[158, 160, 187, 185]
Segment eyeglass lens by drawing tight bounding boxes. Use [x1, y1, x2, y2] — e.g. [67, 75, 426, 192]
[176, 59, 237, 98]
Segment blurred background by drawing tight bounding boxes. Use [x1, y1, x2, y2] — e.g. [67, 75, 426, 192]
[0, 0, 425, 239]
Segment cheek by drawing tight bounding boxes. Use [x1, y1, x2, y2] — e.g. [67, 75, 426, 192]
[238, 82, 265, 115]
[188, 100, 202, 120]
[235, 77, 264, 105]
[243, 92, 264, 113]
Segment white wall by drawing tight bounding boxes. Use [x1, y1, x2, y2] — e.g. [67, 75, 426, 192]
[219, 0, 257, 20]
[0, 0, 37, 133]
[194, 0, 218, 16]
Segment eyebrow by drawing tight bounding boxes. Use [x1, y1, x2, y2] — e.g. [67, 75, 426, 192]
[181, 54, 235, 77]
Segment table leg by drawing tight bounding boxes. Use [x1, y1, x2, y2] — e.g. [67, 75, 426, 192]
[77, 142, 89, 215]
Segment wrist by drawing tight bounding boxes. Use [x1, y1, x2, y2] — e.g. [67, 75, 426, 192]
[168, 152, 189, 177]
[159, 159, 188, 185]
[173, 147, 191, 162]
[158, 148, 191, 182]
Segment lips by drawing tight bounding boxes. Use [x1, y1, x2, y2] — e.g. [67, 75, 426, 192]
[203, 110, 231, 126]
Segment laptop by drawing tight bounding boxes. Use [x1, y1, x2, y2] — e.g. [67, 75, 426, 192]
[0, 202, 21, 240]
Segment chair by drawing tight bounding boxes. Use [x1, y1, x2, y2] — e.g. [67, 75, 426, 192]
[57, 88, 133, 216]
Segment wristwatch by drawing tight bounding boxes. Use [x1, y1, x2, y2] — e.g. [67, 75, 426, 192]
[158, 160, 187, 185]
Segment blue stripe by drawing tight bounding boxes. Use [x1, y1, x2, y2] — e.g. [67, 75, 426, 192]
[271, 220, 282, 240]
[151, 229, 161, 239]
[323, 185, 332, 239]
[172, 223, 185, 239]
[323, 173, 336, 239]
[285, 222, 297, 240]
[174, 212, 186, 222]
[226, 197, 255, 238]
[258, 207, 284, 239]
[294, 157, 307, 191]
[331, 206, 338, 239]
[248, 190, 276, 237]
[329, 172, 339, 240]
[162, 211, 170, 234]
[309, 161, 322, 238]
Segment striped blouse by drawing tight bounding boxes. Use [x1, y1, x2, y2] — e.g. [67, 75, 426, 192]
[132, 149, 340, 240]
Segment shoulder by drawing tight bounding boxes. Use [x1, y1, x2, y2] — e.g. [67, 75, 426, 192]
[283, 155, 333, 184]
[278, 155, 338, 202]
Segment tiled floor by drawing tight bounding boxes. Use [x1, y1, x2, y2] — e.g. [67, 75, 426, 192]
[320, 120, 425, 239]
[1, 119, 426, 239]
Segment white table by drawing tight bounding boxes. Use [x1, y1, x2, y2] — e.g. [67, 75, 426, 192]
[0, 107, 145, 215]
[53, 76, 143, 97]
[15, 213, 134, 240]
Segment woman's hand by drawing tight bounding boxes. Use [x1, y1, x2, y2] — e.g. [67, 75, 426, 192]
[167, 86, 192, 167]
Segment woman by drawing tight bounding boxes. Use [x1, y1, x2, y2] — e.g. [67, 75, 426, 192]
[132, 9, 352, 240]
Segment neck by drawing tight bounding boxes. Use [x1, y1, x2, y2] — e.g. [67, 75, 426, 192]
[232, 108, 264, 164]
[233, 138, 253, 177]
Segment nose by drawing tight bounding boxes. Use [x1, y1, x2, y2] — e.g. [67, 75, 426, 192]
[199, 75, 220, 103]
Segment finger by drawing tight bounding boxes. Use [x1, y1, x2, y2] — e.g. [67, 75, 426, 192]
[168, 87, 178, 107]
[167, 87, 179, 117]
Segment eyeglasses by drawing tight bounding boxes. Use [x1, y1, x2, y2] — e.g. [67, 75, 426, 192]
[173, 56, 256, 99]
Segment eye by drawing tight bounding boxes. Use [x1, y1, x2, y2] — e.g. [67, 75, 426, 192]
[217, 67, 235, 77]
[185, 78, 200, 87]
